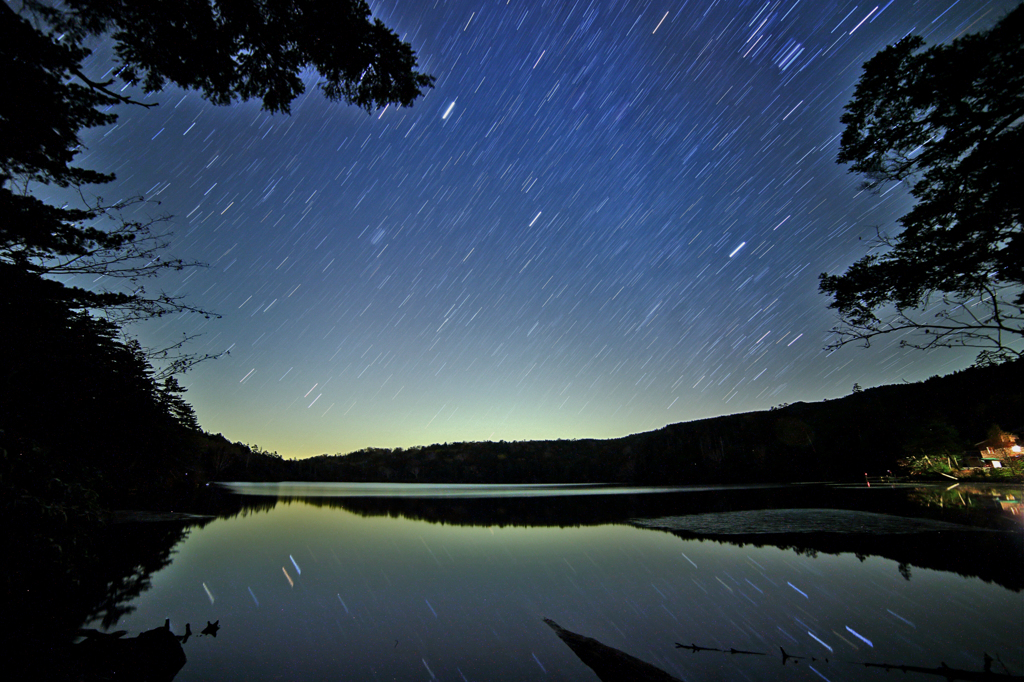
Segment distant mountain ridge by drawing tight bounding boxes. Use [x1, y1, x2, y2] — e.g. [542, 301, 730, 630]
[266, 359, 1023, 484]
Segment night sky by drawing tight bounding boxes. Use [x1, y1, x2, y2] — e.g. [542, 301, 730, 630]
[69, 0, 1019, 458]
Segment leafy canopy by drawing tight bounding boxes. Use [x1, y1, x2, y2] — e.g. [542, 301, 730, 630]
[1, 0, 434, 319]
[820, 3, 1023, 364]
[27, 0, 435, 115]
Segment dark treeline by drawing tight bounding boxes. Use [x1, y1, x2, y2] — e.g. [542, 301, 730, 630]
[0, 265, 286, 500]
[279, 358, 1023, 485]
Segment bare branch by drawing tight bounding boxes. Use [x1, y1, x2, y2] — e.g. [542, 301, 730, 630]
[70, 67, 158, 109]
[126, 332, 230, 380]
[1, 192, 217, 321]
[824, 290, 1024, 363]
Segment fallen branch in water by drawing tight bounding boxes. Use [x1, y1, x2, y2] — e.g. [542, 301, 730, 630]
[673, 640, 1022, 681]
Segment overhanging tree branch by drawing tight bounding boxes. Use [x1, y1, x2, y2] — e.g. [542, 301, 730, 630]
[0, 192, 216, 323]
[130, 332, 230, 380]
[821, 4, 1024, 364]
[70, 67, 159, 109]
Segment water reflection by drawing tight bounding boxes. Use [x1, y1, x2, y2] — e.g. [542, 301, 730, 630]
[223, 481, 1024, 530]
[9, 517, 209, 680]
[82, 483, 1022, 681]
[906, 483, 1023, 523]
[221, 482, 1024, 591]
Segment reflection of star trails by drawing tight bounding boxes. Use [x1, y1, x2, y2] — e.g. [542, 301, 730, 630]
[282, 566, 294, 587]
[886, 609, 916, 628]
[807, 631, 833, 652]
[844, 626, 873, 647]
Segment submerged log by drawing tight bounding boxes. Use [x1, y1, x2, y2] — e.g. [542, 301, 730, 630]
[543, 618, 682, 682]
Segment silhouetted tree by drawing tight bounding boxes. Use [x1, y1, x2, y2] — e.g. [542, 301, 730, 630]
[158, 377, 201, 432]
[820, 4, 1023, 365]
[0, 0, 434, 496]
[0, 266, 184, 469]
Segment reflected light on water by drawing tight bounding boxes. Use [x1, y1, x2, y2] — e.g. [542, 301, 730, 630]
[86, 484, 1023, 681]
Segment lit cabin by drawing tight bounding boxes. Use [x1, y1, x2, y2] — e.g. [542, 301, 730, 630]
[967, 432, 1021, 468]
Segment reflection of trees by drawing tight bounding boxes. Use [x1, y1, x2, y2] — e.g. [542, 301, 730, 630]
[228, 482, 1024, 532]
[289, 492, 666, 528]
[906, 484, 1023, 528]
[226, 484, 1024, 592]
[6, 515, 209, 681]
[82, 521, 209, 629]
[213, 492, 280, 520]
[236, 484, 849, 529]
[660, 529, 1023, 592]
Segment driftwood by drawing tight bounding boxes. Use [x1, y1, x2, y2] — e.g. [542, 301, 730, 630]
[76, 621, 187, 682]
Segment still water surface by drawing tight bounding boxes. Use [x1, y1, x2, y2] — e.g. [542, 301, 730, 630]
[91, 483, 1023, 681]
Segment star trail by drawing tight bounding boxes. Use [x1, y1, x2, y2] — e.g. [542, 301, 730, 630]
[69, 0, 1019, 458]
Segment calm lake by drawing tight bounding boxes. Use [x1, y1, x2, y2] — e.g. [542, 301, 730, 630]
[86, 482, 1023, 681]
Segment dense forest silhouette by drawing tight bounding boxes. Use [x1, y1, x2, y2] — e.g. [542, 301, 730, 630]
[278, 359, 1024, 485]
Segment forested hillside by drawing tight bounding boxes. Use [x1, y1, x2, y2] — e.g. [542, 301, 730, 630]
[279, 359, 1023, 484]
